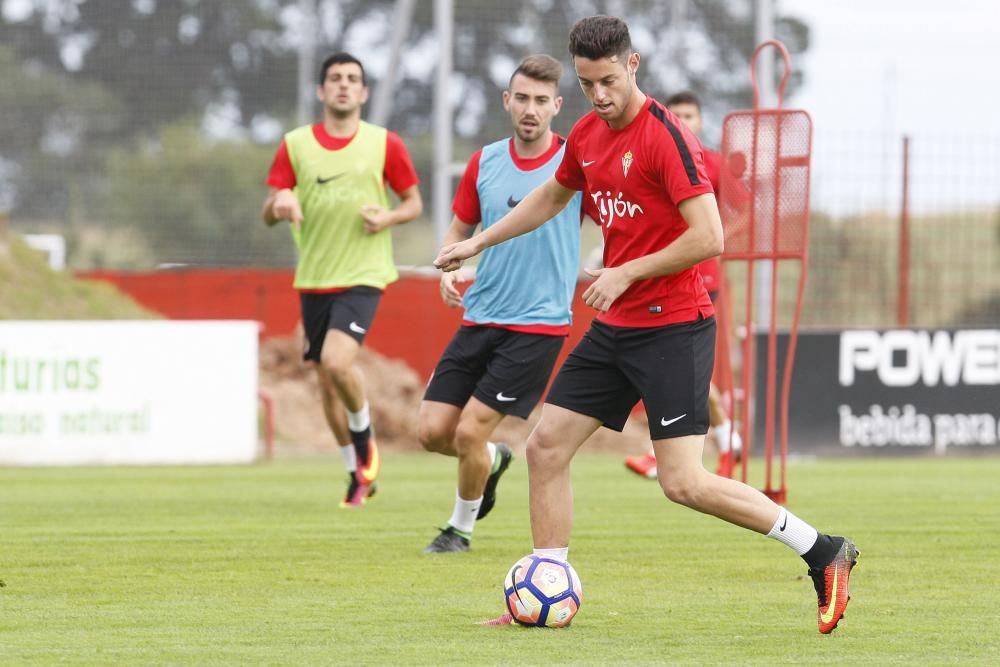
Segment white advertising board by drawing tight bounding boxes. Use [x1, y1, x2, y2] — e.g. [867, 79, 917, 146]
[0, 321, 259, 465]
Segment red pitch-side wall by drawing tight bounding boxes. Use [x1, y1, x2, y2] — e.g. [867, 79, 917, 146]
[79, 268, 597, 380]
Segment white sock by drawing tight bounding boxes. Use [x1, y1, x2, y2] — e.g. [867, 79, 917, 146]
[448, 489, 481, 535]
[533, 547, 569, 562]
[340, 445, 357, 472]
[487, 441, 497, 466]
[766, 508, 819, 555]
[347, 402, 371, 432]
[712, 420, 733, 453]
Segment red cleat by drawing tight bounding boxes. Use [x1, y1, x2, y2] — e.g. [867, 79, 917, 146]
[809, 537, 859, 634]
[624, 451, 657, 479]
[715, 452, 734, 478]
[339, 473, 377, 508]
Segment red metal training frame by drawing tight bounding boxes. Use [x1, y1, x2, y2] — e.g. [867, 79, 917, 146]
[716, 40, 813, 503]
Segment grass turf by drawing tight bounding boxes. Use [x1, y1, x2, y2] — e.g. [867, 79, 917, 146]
[2, 454, 998, 665]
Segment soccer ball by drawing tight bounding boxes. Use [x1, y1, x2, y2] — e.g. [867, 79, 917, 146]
[503, 554, 582, 628]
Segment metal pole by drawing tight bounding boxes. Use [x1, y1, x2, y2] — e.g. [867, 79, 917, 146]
[371, 0, 417, 127]
[898, 135, 911, 327]
[754, 0, 776, 107]
[433, 0, 454, 248]
[297, 0, 317, 126]
[753, 0, 775, 328]
[670, 0, 687, 82]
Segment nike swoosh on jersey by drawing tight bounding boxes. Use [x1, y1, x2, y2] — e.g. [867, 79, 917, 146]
[317, 173, 346, 184]
[660, 413, 687, 427]
[496, 392, 517, 402]
[582, 160, 596, 167]
[506, 195, 521, 208]
[348, 321, 367, 334]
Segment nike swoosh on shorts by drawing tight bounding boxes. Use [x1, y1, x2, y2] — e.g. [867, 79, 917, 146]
[660, 414, 687, 427]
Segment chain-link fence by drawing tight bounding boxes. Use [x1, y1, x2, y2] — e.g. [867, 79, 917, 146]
[2, 0, 997, 328]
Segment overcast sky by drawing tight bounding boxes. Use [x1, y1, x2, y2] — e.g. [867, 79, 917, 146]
[782, 0, 1000, 136]
[778, 0, 1000, 214]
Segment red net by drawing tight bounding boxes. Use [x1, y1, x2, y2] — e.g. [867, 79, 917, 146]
[719, 109, 812, 259]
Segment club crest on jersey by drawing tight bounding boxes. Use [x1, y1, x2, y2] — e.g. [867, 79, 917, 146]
[622, 150, 634, 178]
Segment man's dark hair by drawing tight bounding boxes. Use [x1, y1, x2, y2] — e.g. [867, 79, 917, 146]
[318, 52, 366, 86]
[664, 91, 702, 110]
[568, 15, 632, 61]
[509, 54, 563, 89]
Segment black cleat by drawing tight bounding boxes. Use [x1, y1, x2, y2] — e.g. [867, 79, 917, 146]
[477, 443, 513, 520]
[423, 526, 471, 553]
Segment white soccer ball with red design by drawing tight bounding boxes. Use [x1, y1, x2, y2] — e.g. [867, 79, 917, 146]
[503, 554, 582, 628]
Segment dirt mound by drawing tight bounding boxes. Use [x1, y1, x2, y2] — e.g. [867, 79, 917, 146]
[258, 332, 649, 456]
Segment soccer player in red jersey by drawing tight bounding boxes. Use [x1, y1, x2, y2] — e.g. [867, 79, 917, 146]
[624, 91, 743, 480]
[436, 16, 857, 634]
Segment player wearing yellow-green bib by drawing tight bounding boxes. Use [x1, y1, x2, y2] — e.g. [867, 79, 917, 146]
[263, 52, 422, 508]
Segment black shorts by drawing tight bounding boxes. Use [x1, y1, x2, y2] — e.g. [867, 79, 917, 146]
[300, 287, 382, 361]
[423, 326, 564, 419]
[545, 317, 715, 440]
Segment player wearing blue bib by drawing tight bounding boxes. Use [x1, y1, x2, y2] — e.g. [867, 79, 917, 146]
[418, 55, 582, 553]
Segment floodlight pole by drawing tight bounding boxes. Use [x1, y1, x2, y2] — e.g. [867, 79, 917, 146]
[433, 0, 454, 249]
[371, 0, 417, 127]
[296, 0, 317, 126]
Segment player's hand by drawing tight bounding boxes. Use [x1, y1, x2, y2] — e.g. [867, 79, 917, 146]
[439, 270, 467, 308]
[360, 204, 393, 234]
[581, 266, 631, 312]
[434, 238, 480, 272]
[272, 189, 304, 230]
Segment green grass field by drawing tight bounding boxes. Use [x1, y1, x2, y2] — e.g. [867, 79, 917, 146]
[2, 453, 999, 665]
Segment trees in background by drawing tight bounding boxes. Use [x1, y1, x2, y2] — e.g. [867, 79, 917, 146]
[0, 0, 807, 267]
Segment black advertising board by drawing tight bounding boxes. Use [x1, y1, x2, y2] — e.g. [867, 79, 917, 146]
[755, 329, 1000, 455]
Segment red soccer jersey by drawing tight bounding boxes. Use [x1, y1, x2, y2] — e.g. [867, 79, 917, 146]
[556, 96, 715, 327]
[266, 123, 418, 194]
[696, 147, 722, 294]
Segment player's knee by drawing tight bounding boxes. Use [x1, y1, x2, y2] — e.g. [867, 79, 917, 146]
[320, 355, 352, 383]
[658, 471, 704, 507]
[416, 419, 450, 453]
[453, 421, 485, 452]
[525, 428, 563, 468]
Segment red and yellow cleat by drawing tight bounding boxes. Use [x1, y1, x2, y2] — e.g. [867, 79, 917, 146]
[356, 435, 380, 484]
[624, 451, 657, 479]
[809, 537, 859, 634]
[339, 473, 377, 508]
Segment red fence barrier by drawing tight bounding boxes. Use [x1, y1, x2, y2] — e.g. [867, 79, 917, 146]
[79, 268, 598, 381]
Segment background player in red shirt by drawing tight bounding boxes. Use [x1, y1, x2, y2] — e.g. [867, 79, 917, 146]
[436, 15, 857, 634]
[624, 91, 743, 480]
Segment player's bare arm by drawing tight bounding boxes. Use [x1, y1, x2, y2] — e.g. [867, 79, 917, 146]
[360, 184, 423, 234]
[262, 187, 304, 227]
[582, 193, 723, 312]
[437, 217, 477, 307]
[434, 175, 576, 271]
